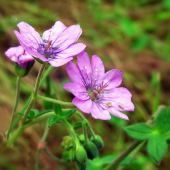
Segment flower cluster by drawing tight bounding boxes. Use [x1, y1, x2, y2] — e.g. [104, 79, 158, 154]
[5, 21, 134, 120]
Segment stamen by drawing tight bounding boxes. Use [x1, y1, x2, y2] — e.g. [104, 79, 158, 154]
[107, 102, 112, 107]
[118, 104, 124, 109]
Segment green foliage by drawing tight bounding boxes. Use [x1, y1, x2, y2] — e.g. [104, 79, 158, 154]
[53, 103, 62, 116]
[123, 123, 153, 140]
[87, 155, 133, 170]
[74, 122, 83, 130]
[147, 133, 168, 163]
[49, 115, 62, 126]
[155, 107, 170, 134]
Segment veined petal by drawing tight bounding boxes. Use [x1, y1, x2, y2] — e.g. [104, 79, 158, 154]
[91, 54, 105, 81]
[112, 98, 135, 112]
[14, 31, 47, 61]
[17, 21, 42, 49]
[63, 82, 89, 100]
[54, 43, 86, 58]
[108, 107, 129, 120]
[91, 103, 111, 120]
[43, 21, 66, 43]
[101, 69, 123, 90]
[77, 51, 93, 88]
[66, 62, 85, 85]
[72, 97, 92, 113]
[47, 57, 73, 67]
[102, 87, 132, 100]
[53, 24, 82, 51]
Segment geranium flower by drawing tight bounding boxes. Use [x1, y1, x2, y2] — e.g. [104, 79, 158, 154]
[63, 51, 134, 120]
[5, 45, 34, 68]
[14, 21, 86, 67]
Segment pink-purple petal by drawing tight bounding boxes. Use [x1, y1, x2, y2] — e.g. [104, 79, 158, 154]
[43, 21, 67, 44]
[63, 82, 89, 100]
[14, 31, 47, 61]
[108, 107, 129, 120]
[72, 97, 92, 113]
[77, 51, 93, 87]
[18, 53, 35, 68]
[53, 24, 82, 51]
[91, 103, 111, 120]
[47, 57, 73, 67]
[54, 43, 86, 58]
[91, 55, 105, 81]
[17, 22, 42, 49]
[66, 62, 84, 85]
[101, 69, 123, 90]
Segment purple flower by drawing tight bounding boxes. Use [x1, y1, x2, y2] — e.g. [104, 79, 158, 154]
[5, 45, 34, 68]
[14, 21, 86, 67]
[63, 51, 134, 120]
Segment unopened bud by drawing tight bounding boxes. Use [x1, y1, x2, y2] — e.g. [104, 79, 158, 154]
[79, 134, 85, 144]
[91, 135, 104, 150]
[76, 145, 87, 163]
[83, 142, 98, 160]
[14, 61, 34, 77]
[61, 136, 74, 150]
[68, 147, 76, 162]
[75, 161, 87, 170]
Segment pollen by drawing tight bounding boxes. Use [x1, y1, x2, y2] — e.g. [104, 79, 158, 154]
[107, 102, 112, 107]
[118, 103, 124, 109]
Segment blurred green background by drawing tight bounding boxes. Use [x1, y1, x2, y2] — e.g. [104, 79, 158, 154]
[0, 0, 170, 169]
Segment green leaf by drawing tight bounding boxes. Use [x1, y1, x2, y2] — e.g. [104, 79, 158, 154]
[147, 133, 168, 163]
[60, 109, 75, 119]
[73, 122, 83, 130]
[155, 107, 170, 134]
[124, 123, 153, 140]
[53, 103, 62, 116]
[87, 155, 133, 169]
[49, 115, 62, 127]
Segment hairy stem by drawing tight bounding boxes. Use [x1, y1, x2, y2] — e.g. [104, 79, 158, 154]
[35, 118, 49, 170]
[6, 76, 21, 140]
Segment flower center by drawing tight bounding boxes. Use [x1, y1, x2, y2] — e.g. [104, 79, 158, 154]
[38, 40, 60, 58]
[87, 82, 108, 101]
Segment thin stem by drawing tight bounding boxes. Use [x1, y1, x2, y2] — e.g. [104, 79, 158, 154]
[11, 65, 53, 131]
[35, 118, 49, 170]
[82, 122, 88, 144]
[36, 95, 74, 107]
[75, 111, 96, 138]
[7, 76, 21, 140]
[104, 140, 142, 170]
[21, 64, 46, 125]
[44, 147, 63, 163]
[62, 119, 79, 146]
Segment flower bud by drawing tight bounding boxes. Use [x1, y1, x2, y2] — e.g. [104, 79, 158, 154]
[75, 161, 87, 170]
[83, 142, 98, 160]
[91, 135, 104, 150]
[79, 134, 85, 144]
[61, 136, 74, 150]
[14, 61, 34, 77]
[68, 147, 76, 162]
[76, 145, 87, 163]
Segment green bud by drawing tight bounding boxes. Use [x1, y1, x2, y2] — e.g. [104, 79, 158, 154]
[14, 61, 34, 77]
[79, 134, 85, 144]
[68, 147, 76, 162]
[75, 161, 87, 170]
[76, 145, 87, 163]
[91, 135, 104, 150]
[62, 151, 69, 162]
[83, 142, 98, 160]
[61, 136, 74, 150]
